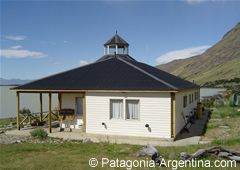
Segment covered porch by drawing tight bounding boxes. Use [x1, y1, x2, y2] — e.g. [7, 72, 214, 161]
[6, 109, 211, 146]
[15, 91, 86, 133]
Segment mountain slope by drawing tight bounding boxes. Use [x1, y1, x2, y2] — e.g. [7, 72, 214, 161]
[0, 78, 33, 85]
[156, 23, 240, 85]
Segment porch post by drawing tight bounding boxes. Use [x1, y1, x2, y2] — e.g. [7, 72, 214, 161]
[16, 91, 20, 130]
[199, 88, 201, 102]
[40, 93, 42, 122]
[58, 93, 62, 129]
[48, 93, 52, 133]
[58, 93, 62, 111]
[171, 92, 176, 138]
[83, 93, 86, 132]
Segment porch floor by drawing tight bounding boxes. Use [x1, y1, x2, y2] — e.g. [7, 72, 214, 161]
[6, 110, 210, 147]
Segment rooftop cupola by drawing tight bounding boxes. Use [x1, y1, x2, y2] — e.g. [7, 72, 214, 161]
[104, 31, 129, 55]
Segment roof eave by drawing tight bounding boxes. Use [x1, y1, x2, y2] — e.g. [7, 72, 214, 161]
[11, 87, 201, 93]
[10, 89, 179, 93]
[104, 43, 129, 46]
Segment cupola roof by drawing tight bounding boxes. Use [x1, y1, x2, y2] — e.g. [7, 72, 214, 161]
[104, 31, 129, 46]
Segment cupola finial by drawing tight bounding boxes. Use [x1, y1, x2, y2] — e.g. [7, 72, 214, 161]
[116, 30, 117, 35]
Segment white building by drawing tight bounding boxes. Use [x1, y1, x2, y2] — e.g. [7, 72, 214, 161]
[12, 33, 200, 139]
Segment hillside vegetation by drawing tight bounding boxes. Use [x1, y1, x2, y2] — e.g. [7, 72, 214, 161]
[156, 23, 240, 86]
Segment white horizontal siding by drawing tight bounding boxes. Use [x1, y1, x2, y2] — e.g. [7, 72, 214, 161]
[175, 89, 200, 136]
[86, 92, 171, 138]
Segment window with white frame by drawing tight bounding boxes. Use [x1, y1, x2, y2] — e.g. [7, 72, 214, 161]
[110, 99, 123, 119]
[195, 92, 198, 101]
[183, 96, 187, 108]
[126, 100, 139, 120]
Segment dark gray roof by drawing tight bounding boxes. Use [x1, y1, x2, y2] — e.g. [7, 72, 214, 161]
[104, 32, 129, 46]
[12, 54, 200, 91]
[96, 54, 136, 62]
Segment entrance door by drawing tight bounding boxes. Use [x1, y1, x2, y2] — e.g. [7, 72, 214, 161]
[76, 97, 83, 117]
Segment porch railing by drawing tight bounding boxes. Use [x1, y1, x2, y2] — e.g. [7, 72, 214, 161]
[19, 110, 59, 127]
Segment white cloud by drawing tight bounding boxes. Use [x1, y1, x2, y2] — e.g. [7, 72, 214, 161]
[8, 46, 22, 50]
[156, 46, 211, 64]
[79, 60, 88, 66]
[0, 46, 47, 59]
[53, 61, 69, 65]
[184, 0, 224, 4]
[41, 41, 55, 45]
[5, 36, 26, 41]
[185, 0, 206, 4]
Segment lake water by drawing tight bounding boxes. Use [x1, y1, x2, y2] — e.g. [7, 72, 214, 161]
[200, 88, 226, 100]
[0, 86, 226, 118]
[0, 86, 57, 119]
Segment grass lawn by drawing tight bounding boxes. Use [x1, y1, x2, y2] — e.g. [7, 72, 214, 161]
[1, 106, 240, 170]
[202, 106, 240, 141]
[1, 140, 240, 170]
[0, 117, 17, 126]
[1, 140, 239, 170]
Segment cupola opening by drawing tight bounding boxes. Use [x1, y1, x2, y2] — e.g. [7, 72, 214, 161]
[104, 31, 129, 55]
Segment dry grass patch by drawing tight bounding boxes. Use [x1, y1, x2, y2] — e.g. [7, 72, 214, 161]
[202, 107, 240, 141]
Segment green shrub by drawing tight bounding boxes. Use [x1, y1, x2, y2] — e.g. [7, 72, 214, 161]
[30, 128, 48, 140]
[19, 107, 31, 115]
[228, 95, 240, 107]
[229, 111, 240, 118]
[219, 112, 226, 118]
[214, 100, 224, 107]
[212, 138, 240, 145]
[202, 98, 215, 108]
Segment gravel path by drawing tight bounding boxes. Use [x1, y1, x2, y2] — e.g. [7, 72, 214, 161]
[0, 133, 30, 144]
[0, 132, 83, 144]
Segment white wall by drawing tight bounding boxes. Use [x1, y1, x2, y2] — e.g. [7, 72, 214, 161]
[85, 92, 172, 138]
[175, 89, 199, 136]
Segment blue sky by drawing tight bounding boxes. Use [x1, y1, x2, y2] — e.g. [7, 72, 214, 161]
[1, 0, 240, 80]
